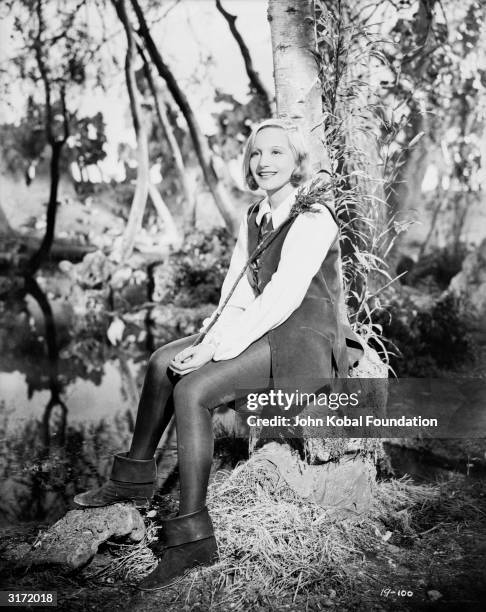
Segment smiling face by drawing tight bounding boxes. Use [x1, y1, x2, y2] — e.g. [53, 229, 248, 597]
[249, 127, 297, 197]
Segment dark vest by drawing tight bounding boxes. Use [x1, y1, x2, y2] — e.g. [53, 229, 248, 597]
[246, 199, 363, 394]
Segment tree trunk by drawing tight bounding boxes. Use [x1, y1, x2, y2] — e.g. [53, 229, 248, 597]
[148, 183, 181, 248]
[385, 0, 438, 265]
[112, 0, 150, 262]
[0, 203, 12, 235]
[131, 0, 239, 234]
[261, 0, 385, 517]
[27, 0, 69, 275]
[267, 0, 329, 172]
[140, 49, 196, 232]
[216, 0, 272, 117]
[27, 140, 64, 274]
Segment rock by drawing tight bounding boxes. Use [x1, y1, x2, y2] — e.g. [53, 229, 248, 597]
[427, 589, 443, 602]
[252, 442, 376, 519]
[4, 503, 145, 570]
[449, 238, 486, 326]
[151, 260, 177, 303]
[110, 265, 134, 290]
[60, 250, 115, 289]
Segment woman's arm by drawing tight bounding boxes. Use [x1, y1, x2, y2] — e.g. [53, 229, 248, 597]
[198, 215, 255, 347]
[170, 214, 257, 375]
[211, 205, 338, 360]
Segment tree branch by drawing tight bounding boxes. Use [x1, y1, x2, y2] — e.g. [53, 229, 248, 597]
[130, 0, 238, 233]
[34, 0, 53, 144]
[137, 42, 196, 229]
[215, 0, 271, 115]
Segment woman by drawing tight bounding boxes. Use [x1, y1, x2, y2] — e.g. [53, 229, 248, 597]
[74, 118, 362, 591]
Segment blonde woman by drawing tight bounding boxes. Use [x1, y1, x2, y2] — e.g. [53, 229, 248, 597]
[74, 118, 361, 591]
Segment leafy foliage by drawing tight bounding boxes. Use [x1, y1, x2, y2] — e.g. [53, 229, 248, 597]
[209, 90, 270, 162]
[315, 0, 402, 361]
[315, 0, 484, 369]
[373, 292, 475, 376]
[68, 112, 107, 173]
[159, 228, 235, 307]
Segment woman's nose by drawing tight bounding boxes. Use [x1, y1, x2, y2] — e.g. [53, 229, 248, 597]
[258, 152, 271, 167]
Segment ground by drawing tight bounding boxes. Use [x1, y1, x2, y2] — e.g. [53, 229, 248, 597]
[0, 472, 485, 612]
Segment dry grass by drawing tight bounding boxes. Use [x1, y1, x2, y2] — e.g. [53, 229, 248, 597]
[93, 455, 439, 609]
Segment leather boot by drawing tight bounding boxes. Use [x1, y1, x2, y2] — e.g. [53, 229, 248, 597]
[137, 507, 219, 591]
[73, 452, 156, 508]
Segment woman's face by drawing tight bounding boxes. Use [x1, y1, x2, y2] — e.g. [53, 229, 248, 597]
[249, 127, 297, 194]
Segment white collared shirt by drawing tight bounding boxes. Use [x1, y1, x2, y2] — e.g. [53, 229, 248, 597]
[200, 189, 338, 360]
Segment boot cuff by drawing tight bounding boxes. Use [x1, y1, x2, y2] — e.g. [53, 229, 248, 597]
[161, 507, 214, 547]
[111, 452, 156, 483]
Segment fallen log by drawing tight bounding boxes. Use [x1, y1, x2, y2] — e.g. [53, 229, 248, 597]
[0, 233, 97, 269]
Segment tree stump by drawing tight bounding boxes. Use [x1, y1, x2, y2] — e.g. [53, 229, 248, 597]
[250, 344, 388, 519]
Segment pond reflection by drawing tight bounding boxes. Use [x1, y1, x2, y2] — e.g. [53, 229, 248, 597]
[0, 278, 246, 526]
[0, 278, 152, 525]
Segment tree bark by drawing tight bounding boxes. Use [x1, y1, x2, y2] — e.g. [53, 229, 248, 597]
[215, 0, 272, 117]
[130, 0, 239, 234]
[267, 0, 329, 172]
[112, 0, 150, 262]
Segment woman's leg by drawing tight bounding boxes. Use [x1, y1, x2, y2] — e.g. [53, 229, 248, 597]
[73, 333, 198, 508]
[137, 336, 272, 591]
[128, 334, 199, 460]
[172, 335, 272, 515]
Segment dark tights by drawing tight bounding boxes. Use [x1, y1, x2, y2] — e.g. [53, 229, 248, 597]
[128, 334, 271, 515]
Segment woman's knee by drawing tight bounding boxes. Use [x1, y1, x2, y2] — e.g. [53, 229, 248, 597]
[173, 377, 207, 414]
[146, 342, 181, 377]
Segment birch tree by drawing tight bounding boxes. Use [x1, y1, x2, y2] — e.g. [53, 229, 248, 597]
[264, 0, 386, 516]
[267, 0, 329, 172]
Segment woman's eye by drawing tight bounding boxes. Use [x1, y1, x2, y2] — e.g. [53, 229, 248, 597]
[272, 150, 281, 155]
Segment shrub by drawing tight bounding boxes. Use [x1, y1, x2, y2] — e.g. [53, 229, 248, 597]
[373, 292, 476, 377]
[161, 228, 235, 307]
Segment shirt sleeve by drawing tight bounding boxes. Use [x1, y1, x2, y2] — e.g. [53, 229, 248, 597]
[212, 205, 338, 360]
[199, 215, 255, 347]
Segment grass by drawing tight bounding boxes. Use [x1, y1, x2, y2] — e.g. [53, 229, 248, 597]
[84, 454, 442, 610]
[2, 455, 485, 611]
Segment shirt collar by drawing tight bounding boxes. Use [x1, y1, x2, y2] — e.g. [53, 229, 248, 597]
[255, 189, 298, 229]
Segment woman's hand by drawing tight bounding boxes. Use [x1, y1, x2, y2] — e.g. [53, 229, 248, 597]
[169, 343, 216, 375]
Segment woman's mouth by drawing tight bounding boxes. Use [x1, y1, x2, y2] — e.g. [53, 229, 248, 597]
[258, 171, 277, 178]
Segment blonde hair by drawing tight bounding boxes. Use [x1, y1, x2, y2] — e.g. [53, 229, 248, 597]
[242, 118, 310, 191]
